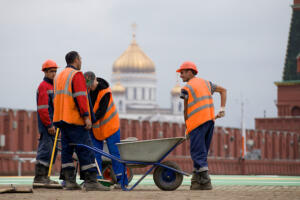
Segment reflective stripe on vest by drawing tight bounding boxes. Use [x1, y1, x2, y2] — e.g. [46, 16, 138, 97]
[185, 84, 212, 108]
[183, 77, 215, 134]
[54, 71, 75, 98]
[92, 101, 117, 128]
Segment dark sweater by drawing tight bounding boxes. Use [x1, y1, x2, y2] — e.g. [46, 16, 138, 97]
[90, 78, 110, 121]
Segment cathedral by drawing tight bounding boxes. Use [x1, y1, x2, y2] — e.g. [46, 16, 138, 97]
[110, 31, 184, 123]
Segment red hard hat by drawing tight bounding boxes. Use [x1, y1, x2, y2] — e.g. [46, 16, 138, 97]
[176, 61, 198, 74]
[42, 59, 58, 71]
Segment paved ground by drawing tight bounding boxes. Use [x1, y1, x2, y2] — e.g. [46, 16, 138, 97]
[1, 175, 300, 186]
[0, 175, 299, 200]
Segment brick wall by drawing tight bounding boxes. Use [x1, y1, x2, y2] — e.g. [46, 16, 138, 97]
[0, 108, 300, 175]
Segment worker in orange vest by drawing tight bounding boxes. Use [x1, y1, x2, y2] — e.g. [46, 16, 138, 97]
[33, 60, 60, 187]
[84, 71, 128, 189]
[53, 51, 109, 191]
[177, 61, 227, 190]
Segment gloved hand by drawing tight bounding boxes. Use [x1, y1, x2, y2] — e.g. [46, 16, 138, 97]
[215, 107, 225, 119]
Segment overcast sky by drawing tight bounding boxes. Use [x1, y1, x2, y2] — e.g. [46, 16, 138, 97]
[0, 0, 293, 129]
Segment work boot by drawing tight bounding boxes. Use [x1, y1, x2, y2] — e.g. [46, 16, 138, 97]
[199, 171, 212, 190]
[190, 171, 201, 190]
[33, 164, 61, 188]
[33, 164, 58, 184]
[82, 171, 110, 191]
[33, 164, 47, 184]
[63, 169, 81, 190]
[199, 171, 211, 184]
[114, 184, 122, 189]
[190, 171, 213, 190]
[114, 182, 128, 190]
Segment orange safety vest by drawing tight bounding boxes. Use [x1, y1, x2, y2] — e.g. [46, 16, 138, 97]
[53, 67, 90, 126]
[183, 77, 215, 134]
[92, 87, 120, 141]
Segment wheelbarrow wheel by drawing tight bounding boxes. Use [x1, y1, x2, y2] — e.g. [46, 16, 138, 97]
[103, 164, 116, 183]
[102, 164, 134, 184]
[153, 161, 183, 191]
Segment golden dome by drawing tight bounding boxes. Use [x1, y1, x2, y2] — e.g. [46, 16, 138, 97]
[171, 83, 181, 96]
[112, 82, 125, 94]
[113, 37, 155, 73]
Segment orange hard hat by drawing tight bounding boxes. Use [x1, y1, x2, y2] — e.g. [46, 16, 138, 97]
[176, 61, 198, 74]
[42, 59, 58, 71]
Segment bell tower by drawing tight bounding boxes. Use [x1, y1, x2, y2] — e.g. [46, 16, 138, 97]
[255, 0, 300, 133]
[275, 0, 300, 117]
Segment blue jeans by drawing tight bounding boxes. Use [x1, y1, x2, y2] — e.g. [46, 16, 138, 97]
[60, 123, 97, 174]
[36, 130, 57, 167]
[189, 120, 214, 172]
[90, 129, 128, 185]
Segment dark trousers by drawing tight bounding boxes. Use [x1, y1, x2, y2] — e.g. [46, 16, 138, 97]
[36, 130, 57, 167]
[60, 123, 97, 174]
[189, 120, 214, 172]
[90, 129, 128, 185]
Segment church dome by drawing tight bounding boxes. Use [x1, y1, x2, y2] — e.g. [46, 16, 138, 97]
[171, 83, 181, 96]
[112, 36, 155, 73]
[112, 82, 125, 94]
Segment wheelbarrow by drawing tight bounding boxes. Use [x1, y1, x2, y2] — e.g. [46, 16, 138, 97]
[72, 137, 189, 191]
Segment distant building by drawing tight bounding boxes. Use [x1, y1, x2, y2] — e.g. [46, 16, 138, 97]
[110, 31, 184, 123]
[255, 0, 300, 133]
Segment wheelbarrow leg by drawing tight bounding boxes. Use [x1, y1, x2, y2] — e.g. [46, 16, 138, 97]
[121, 163, 127, 190]
[122, 164, 156, 191]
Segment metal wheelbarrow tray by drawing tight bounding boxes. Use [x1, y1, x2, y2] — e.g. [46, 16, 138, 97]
[73, 137, 189, 191]
[117, 137, 185, 163]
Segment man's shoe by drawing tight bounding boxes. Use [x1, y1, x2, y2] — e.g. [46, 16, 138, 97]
[33, 164, 47, 184]
[190, 171, 213, 190]
[63, 169, 81, 190]
[64, 181, 81, 190]
[33, 164, 62, 188]
[199, 181, 213, 190]
[114, 183, 128, 190]
[190, 181, 202, 190]
[199, 171, 211, 185]
[82, 171, 110, 191]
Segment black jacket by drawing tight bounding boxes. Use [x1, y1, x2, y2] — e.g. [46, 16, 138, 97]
[90, 78, 111, 121]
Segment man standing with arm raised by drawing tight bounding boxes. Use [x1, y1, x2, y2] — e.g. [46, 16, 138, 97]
[177, 61, 227, 190]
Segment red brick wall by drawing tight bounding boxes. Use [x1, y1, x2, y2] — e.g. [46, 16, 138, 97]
[0, 108, 300, 176]
[277, 84, 300, 116]
[255, 117, 300, 133]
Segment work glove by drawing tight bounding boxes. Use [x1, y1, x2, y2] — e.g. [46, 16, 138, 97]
[215, 107, 225, 119]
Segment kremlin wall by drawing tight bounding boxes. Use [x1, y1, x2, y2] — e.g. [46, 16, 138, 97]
[0, 108, 299, 176]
